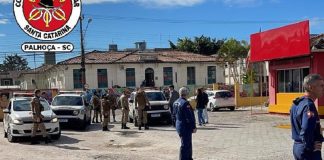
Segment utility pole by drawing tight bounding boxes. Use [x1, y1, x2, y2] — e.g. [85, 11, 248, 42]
[80, 15, 86, 91]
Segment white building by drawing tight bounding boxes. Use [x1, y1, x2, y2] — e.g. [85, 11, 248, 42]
[224, 58, 269, 85]
[18, 50, 225, 90]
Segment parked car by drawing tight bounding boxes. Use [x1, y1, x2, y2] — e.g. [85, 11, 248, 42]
[50, 92, 91, 130]
[128, 89, 172, 126]
[3, 94, 61, 142]
[205, 90, 236, 111]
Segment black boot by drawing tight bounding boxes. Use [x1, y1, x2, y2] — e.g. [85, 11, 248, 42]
[102, 126, 109, 131]
[144, 124, 149, 130]
[124, 124, 130, 129]
[138, 126, 141, 130]
[44, 136, 52, 144]
[30, 137, 39, 145]
[121, 123, 125, 129]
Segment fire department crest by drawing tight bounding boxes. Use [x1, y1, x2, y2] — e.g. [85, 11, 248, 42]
[14, 0, 81, 41]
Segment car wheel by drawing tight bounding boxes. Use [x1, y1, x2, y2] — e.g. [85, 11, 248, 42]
[134, 112, 138, 127]
[51, 130, 61, 140]
[4, 129, 7, 138]
[7, 126, 16, 143]
[229, 106, 235, 111]
[79, 116, 87, 130]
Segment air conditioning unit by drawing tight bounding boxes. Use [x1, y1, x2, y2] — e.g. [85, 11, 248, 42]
[119, 65, 125, 70]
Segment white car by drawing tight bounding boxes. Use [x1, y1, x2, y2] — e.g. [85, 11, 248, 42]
[51, 93, 91, 130]
[3, 96, 61, 142]
[128, 90, 171, 126]
[205, 90, 236, 111]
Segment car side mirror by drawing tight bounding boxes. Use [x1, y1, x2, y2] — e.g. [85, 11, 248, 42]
[129, 100, 134, 103]
[3, 109, 10, 114]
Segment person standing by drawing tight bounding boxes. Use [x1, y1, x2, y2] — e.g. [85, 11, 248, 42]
[107, 88, 117, 122]
[135, 88, 150, 130]
[173, 87, 197, 160]
[169, 85, 179, 127]
[290, 74, 324, 160]
[202, 88, 209, 124]
[91, 91, 102, 123]
[120, 90, 131, 129]
[31, 89, 50, 144]
[195, 88, 206, 126]
[101, 95, 111, 131]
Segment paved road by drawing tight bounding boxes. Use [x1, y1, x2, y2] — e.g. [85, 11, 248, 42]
[0, 107, 310, 160]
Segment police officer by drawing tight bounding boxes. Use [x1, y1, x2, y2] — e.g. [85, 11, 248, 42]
[120, 90, 131, 129]
[108, 88, 117, 122]
[135, 88, 150, 130]
[101, 94, 110, 131]
[31, 89, 50, 144]
[91, 91, 102, 123]
[290, 74, 324, 160]
[173, 87, 197, 160]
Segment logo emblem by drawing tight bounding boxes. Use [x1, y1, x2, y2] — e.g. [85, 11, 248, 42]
[14, 0, 81, 41]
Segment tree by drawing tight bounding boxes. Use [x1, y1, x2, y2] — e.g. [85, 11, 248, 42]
[169, 35, 225, 55]
[217, 38, 249, 83]
[0, 54, 30, 72]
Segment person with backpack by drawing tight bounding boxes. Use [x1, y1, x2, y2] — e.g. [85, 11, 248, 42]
[120, 89, 131, 129]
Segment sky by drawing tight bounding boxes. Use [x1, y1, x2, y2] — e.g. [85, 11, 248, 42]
[0, 0, 324, 68]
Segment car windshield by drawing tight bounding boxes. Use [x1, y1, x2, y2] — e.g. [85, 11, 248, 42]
[52, 96, 83, 106]
[215, 92, 232, 98]
[146, 92, 166, 101]
[13, 99, 50, 111]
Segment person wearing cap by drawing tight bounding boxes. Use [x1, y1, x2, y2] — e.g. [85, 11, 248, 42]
[91, 90, 102, 123]
[135, 88, 150, 130]
[173, 87, 197, 160]
[291, 74, 324, 160]
[101, 92, 113, 131]
[120, 89, 131, 129]
[31, 89, 51, 144]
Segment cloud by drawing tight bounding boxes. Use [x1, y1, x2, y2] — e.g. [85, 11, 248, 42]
[0, 18, 8, 24]
[221, 0, 262, 7]
[0, 0, 11, 4]
[83, 0, 205, 7]
[0, 33, 6, 37]
[309, 17, 324, 28]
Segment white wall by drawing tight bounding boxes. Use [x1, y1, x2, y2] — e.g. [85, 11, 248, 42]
[22, 62, 225, 91]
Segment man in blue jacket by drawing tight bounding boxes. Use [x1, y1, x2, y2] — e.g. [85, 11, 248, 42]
[173, 87, 197, 160]
[290, 74, 324, 160]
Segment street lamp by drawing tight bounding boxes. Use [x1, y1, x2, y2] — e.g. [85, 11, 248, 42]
[80, 15, 92, 91]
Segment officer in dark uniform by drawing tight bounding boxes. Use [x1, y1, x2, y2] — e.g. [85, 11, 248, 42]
[290, 74, 324, 160]
[173, 87, 197, 160]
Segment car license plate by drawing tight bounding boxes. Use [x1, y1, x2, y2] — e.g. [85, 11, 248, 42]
[151, 114, 160, 118]
[59, 119, 68, 123]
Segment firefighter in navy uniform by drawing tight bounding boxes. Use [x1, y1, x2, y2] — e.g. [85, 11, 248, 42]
[290, 74, 324, 160]
[31, 89, 51, 145]
[173, 87, 197, 160]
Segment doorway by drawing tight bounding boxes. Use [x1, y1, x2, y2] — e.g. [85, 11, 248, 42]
[145, 68, 155, 87]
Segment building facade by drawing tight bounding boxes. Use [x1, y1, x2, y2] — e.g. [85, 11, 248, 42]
[19, 50, 225, 91]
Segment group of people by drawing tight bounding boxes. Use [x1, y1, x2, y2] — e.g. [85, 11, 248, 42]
[87, 87, 152, 131]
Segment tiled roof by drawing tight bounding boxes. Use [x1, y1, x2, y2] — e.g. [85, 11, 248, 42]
[21, 65, 55, 74]
[58, 50, 219, 65]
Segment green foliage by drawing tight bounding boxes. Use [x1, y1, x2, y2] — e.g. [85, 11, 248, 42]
[242, 69, 257, 84]
[0, 54, 30, 72]
[169, 35, 225, 55]
[217, 38, 249, 63]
